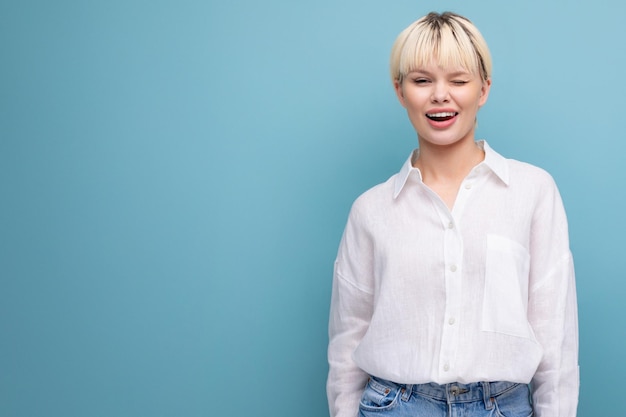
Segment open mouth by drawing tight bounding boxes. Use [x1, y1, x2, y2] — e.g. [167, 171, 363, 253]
[426, 112, 458, 122]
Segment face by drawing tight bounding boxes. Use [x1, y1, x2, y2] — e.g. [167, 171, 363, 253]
[394, 63, 491, 148]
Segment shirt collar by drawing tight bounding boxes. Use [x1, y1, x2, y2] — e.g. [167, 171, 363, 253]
[393, 140, 510, 199]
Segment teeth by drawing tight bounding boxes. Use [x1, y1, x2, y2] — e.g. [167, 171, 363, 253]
[427, 112, 456, 117]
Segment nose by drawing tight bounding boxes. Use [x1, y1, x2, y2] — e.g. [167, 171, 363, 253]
[431, 81, 450, 103]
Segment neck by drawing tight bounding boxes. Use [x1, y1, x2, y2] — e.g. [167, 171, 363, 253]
[413, 137, 484, 184]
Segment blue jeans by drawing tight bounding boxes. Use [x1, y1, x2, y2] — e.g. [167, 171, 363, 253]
[359, 376, 533, 417]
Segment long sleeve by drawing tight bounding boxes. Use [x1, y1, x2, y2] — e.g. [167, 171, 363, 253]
[528, 176, 579, 416]
[327, 202, 375, 417]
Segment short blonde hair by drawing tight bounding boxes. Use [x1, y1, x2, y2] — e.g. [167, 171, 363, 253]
[390, 12, 492, 84]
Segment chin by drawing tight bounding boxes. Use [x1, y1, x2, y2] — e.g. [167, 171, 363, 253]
[418, 128, 475, 147]
[420, 136, 470, 148]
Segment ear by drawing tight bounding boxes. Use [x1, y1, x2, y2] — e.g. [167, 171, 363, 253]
[478, 78, 492, 107]
[394, 79, 407, 108]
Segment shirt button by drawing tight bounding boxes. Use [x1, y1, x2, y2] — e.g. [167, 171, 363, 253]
[447, 221, 454, 229]
[449, 264, 457, 272]
[464, 183, 472, 190]
[443, 364, 450, 372]
[448, 317, 456, 325]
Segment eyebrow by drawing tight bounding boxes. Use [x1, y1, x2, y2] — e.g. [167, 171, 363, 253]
[406, 69, 472, 77]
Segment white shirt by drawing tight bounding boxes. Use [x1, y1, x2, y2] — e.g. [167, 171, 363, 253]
[327, 141, 579, 417]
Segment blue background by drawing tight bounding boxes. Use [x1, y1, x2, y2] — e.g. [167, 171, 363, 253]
[1, 0, 623, 416]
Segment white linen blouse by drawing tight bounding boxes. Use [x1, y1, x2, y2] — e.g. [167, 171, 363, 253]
[327, 141, 579, 417]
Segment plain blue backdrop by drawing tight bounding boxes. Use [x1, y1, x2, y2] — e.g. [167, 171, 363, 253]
[1, 0, 624, 416]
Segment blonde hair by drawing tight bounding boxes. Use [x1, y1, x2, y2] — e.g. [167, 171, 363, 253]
[390, 12, 492, 84]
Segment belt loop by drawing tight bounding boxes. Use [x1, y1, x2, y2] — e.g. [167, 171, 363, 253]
[482, 382, 494, 410]
[401, 384, 413, 402]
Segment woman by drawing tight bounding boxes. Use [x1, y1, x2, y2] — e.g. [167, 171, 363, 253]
[327, 11, 579, 417]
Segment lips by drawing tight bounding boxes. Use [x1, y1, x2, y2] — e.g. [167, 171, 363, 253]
[424, 110, 459, 129]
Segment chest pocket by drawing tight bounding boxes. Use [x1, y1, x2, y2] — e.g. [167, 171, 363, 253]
[481, 234, 532, 339]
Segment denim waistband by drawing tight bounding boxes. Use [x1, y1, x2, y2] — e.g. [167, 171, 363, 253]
[369, 376, 520, 404]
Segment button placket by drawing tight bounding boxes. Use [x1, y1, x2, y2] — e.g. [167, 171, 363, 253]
[439, 211, 463, 379]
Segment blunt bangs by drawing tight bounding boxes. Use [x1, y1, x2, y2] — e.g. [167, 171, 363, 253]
[390, 12, 492, 84]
